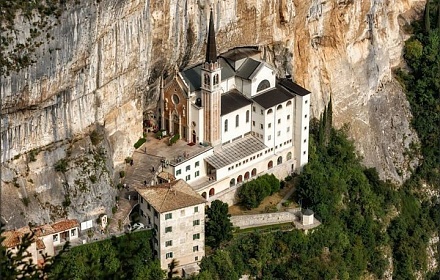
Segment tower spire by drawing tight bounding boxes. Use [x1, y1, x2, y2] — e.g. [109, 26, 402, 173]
[206, 8, 217, 63]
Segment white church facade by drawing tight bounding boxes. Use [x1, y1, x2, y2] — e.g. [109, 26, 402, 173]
[157, 10, 311, 203]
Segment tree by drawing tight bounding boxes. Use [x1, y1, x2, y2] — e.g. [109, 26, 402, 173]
[205, 200, 233, 248]
[0, 226, 69, 280]
[425, 0, 431, 33]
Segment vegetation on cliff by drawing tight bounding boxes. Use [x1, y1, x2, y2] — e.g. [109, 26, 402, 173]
[0, 0, 64, 76]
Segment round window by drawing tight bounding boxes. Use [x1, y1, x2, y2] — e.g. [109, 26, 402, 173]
[172, 94, 180, 105]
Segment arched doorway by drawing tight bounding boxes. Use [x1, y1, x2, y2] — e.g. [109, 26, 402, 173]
[268, 161, 273, 169]
[192, 130, 197, 143]
[287, 152, 292, 160]
[244, 172, 250, 180]
[237, 175, 243, 183]
[209, 188, 215, 197]
[202, 192, 207, 199]
[251, 168, 257, 177]
[277, 156, 283, 165]
[230, 178, 235, 187]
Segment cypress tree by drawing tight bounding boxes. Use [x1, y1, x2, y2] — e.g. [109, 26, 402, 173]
[425, 0, 431, 33]
[437, 1, 440, 29]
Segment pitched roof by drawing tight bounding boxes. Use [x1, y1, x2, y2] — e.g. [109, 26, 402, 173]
[181, 64, 202, 92]
[136, 180, 206, 213]
[220, 47, 260, 62]
[51, 219, 79, 233]
[221, 89, 253, 116]
[252, 85, 295, 109]
[236, 58, 262, 80]
[1, 226, 32, 248]
[205, 135, 267, 169]
[278, 78, 311, 96]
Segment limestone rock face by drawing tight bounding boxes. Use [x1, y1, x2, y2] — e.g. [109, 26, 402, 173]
[0, 0, 425, 227]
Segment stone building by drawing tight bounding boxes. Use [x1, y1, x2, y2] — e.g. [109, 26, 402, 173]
[135, 179, 206, 276]
[157, 10, 311, 203]
[1, 219, 80, 266]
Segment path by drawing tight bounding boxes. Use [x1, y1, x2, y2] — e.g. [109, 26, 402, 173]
[276, 184, 296, 210]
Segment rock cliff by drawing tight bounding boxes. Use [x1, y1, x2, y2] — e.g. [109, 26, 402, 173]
[1, 0, 425, 227]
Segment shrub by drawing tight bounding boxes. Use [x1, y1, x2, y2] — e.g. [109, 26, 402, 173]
[28, 149, 39, 162]
[134, 137, 146, 149]
[117, 183, 124, 190]
[238, 174, 279, 209]
[124, 157, 132, 164]
[119, 171, 125, 178]
[62, 195, 71, 207]
[54, 159, 68, 172]
[169, 134, 180, 145]
[90, 130, 103, 146]
[89, 174, 97, 183]
[21, 197, 30, 207]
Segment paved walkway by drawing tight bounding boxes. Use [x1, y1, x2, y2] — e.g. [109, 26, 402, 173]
[107, 188, 138, 234]
[276, 184, 296, 210]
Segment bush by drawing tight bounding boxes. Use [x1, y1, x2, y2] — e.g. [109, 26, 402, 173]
[119, 171, 125, 178]
[54, 159, 68, 172]
[134, 137, 146, 149]
[89, 174, 97, 183]
[21, 197, 30, 207]
[238, 174, 280, 209]
[169, 134, 180, 145]
[124, 157, 132, 164]
[28, 149, 39, 162]
[90, 130, 103, 146]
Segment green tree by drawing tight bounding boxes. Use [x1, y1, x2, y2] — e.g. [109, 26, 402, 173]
[0, 227, 68, 280]
[205, 200, 233, 248]
[425, 0, 431, 33]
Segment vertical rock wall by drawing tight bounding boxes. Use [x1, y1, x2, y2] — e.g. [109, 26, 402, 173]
[1, 0, 425, 227]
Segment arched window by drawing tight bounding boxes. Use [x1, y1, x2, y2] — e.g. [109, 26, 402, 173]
[244, 172, 250, 180]
[209, 188, 215, 196]
[251, 168, 257, 177]
[277, 105, 283, 110]
[224, 119, 228, 132]
[235, 115, 239, 127]
[246, 110, 250, 123]
[204, 74, 210, 85]
[213, 74, 219, 85]
[277, 156, 283, 165]
[268, 161, 273, 169]
[237, 175, 243, 183]
[202, 192, 207, 198]
[230, 178, 235, 187]
[267, 109, 273, 115]
[287, 152, 292, 160]
[286, 101, 292, 106]
[257, 79, 270, 92]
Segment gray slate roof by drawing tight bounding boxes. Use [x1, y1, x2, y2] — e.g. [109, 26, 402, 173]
[279, 78, 311, 96]
[205, 135, 267, 169]
[221, 89, 253, 116]
[181, 65, 202, 92]
[252, 85, 295, 109]
[220, 47, 260, 62]
[236, 58, 262, 80]
[181, 58, 235, 92]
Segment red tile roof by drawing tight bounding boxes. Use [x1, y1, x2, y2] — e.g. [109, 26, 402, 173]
[1, 226, 31, 248]
[50, 219, 79, 233]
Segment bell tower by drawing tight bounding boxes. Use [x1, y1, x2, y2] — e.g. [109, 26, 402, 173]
[201, 8, 221, 146]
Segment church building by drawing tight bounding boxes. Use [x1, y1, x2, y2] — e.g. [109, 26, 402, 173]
[157, 9, 311, 203]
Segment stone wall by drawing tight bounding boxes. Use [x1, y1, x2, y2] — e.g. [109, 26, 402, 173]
[230, 209, 301, 229]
